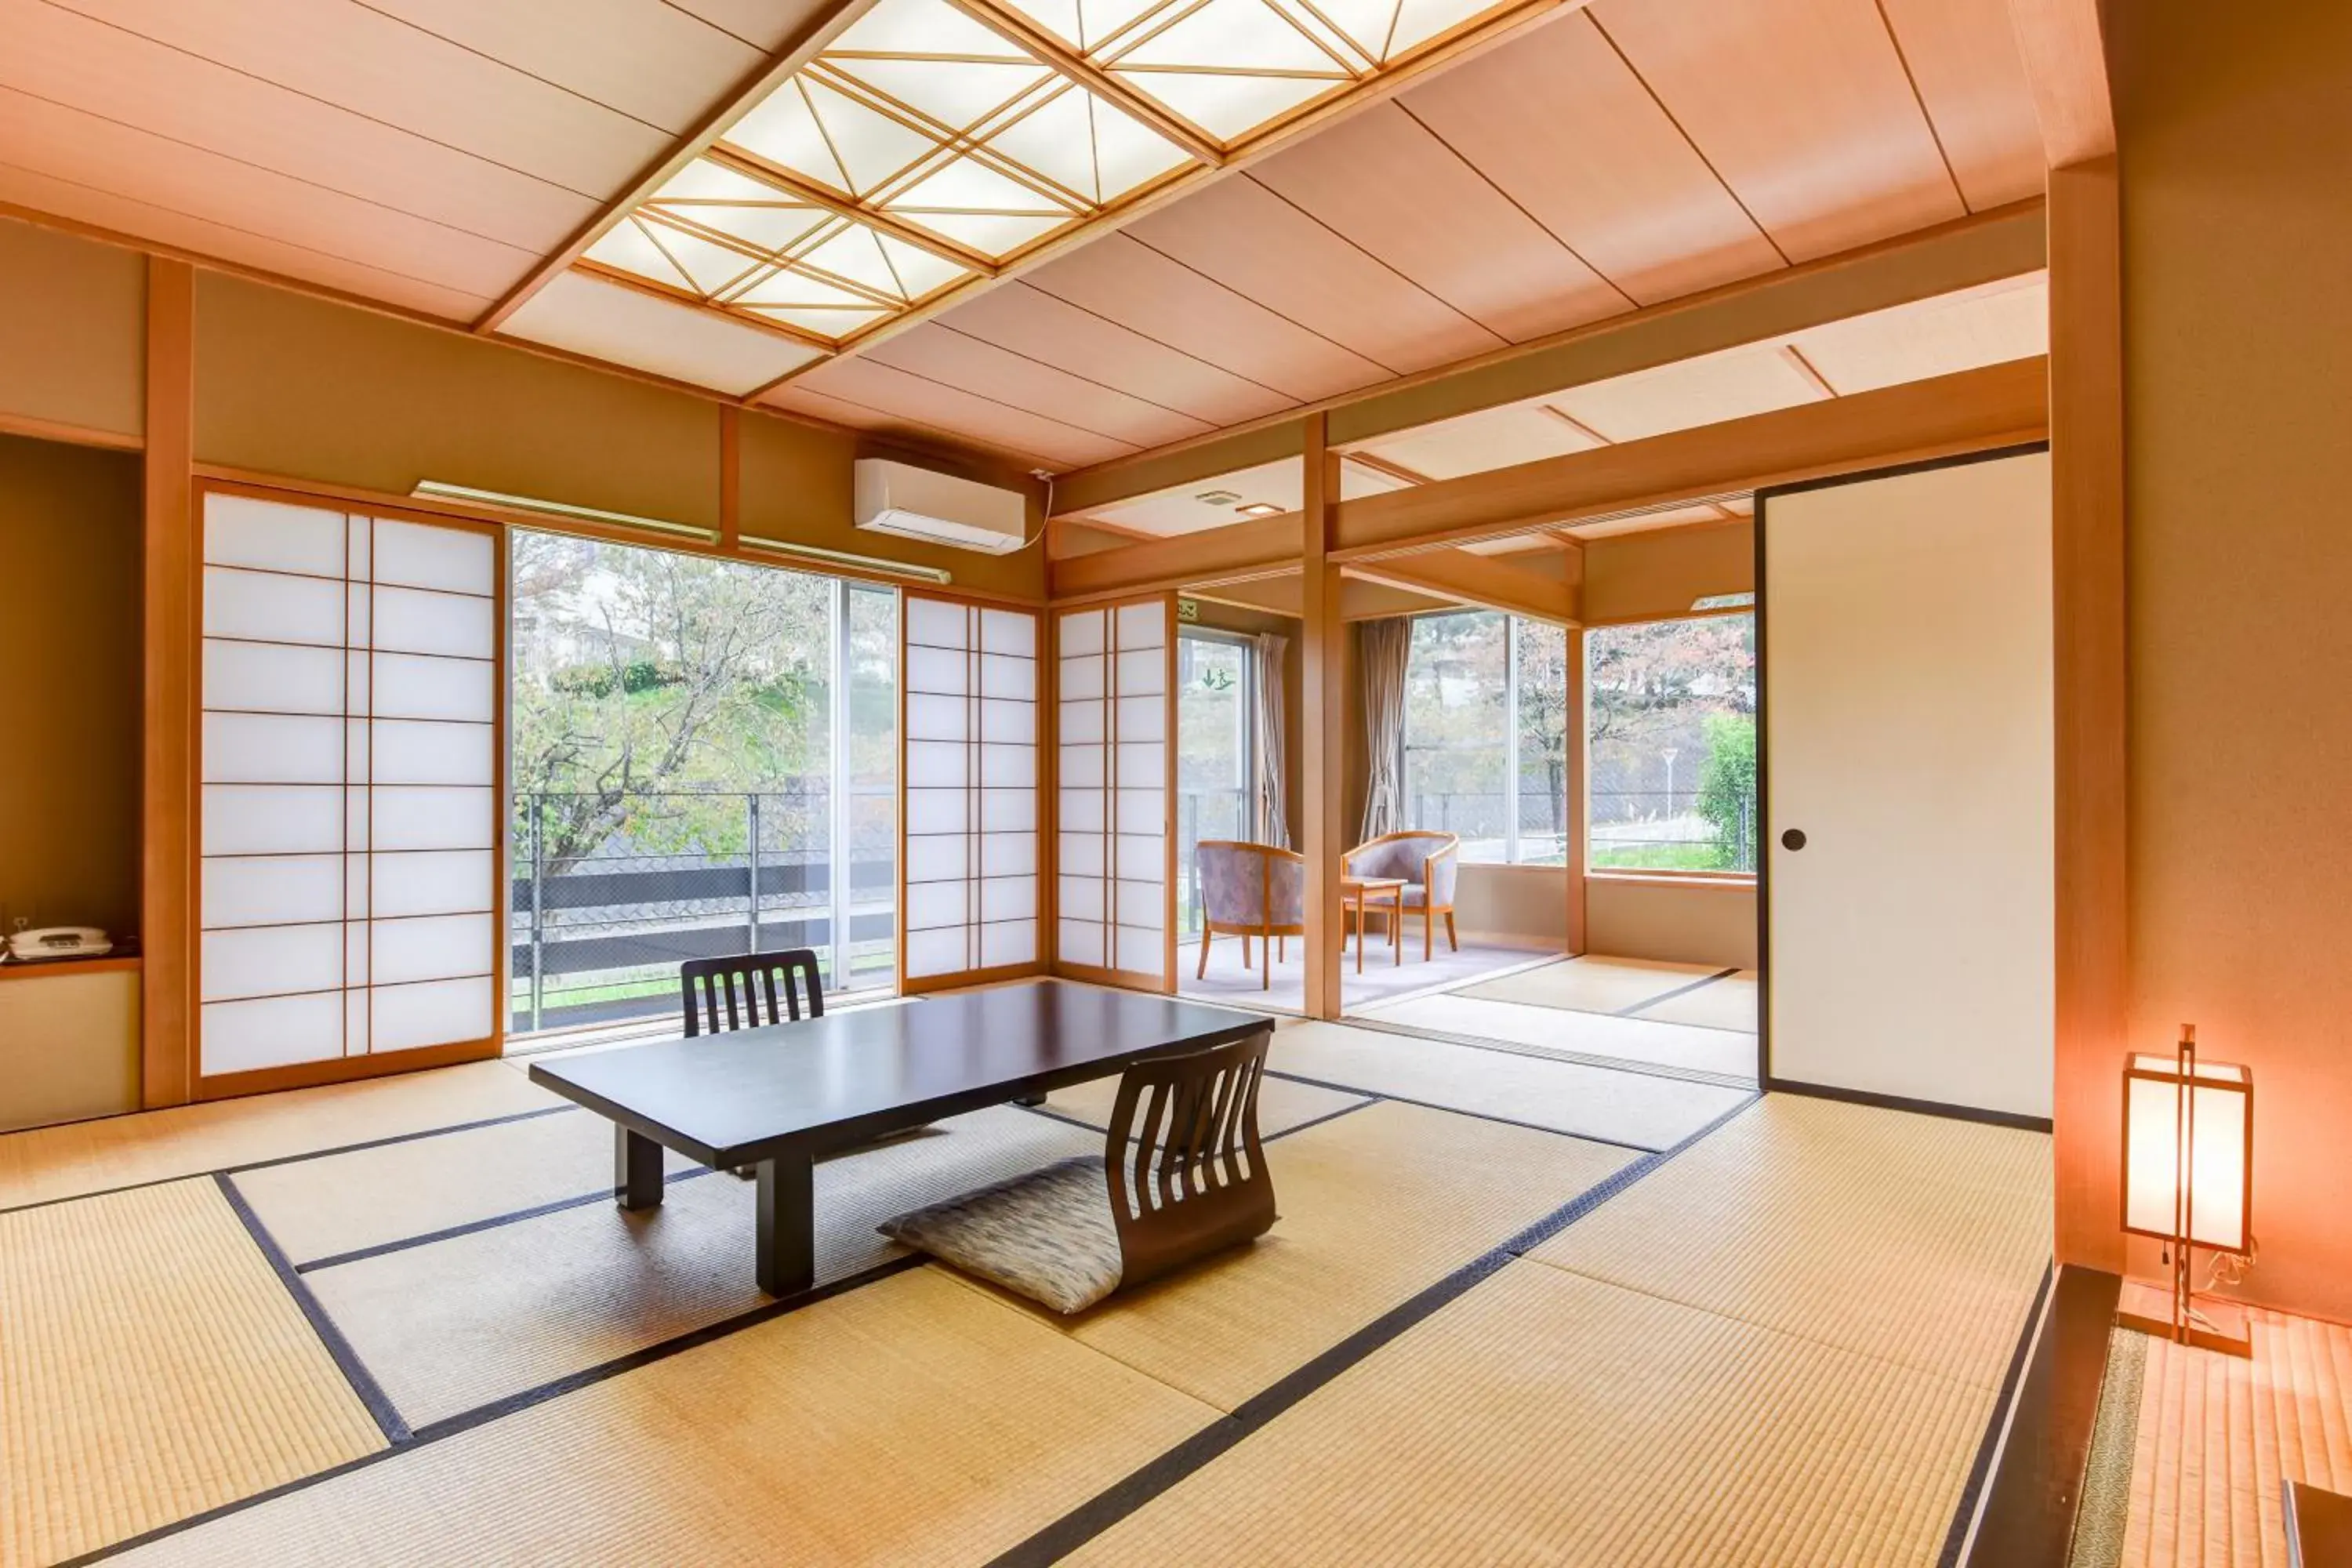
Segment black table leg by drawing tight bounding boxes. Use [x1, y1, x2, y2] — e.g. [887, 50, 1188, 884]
[756, 1149, 815, 1298]
[615, 1126, 663, 1210]
[1014, 1092, 1046, 1107]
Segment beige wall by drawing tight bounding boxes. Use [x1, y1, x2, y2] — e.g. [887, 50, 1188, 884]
[2090, 2, 2352, 1319]
[1588, 874, 1758, 969]
[0, 432, 143, 936]
[0, 218, 144, 443]
[1456, 865, 1570, 948]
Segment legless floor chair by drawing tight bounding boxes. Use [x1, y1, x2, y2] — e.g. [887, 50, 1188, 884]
[880, 1033, 1278, 1313]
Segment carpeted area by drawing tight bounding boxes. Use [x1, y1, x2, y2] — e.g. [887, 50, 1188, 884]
[0, 1060, 560, 1212]
[1069, 1258, 2005, 1566]
[949, 1099, 1636, 1412]
[1270, 1020, 1753, 1149]
[0, 1180, 388, 1566]
[1, 1007, 2057, 1567]
[1458, 953, 1726, 1013]
[298, 1106, 1098, 1427]
[1176, 933, 1547, 1016]
[107, 1268, 1223, 1568]
[1529, 1092, 2053, 1382]
[1354, 992, 1757, 1080]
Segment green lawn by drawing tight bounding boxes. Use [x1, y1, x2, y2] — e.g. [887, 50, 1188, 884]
[1588, 841, 1736, 872]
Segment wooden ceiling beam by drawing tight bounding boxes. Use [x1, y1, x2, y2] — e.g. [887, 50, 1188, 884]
[474, 0, 887, 335]
[1331, 357, 2049, 555]
[1342, 548, 1580, 626]
[2005, 0, 2116, 168]
[1051, 199, 2048, 516]
[1050, 357, 2045, 599]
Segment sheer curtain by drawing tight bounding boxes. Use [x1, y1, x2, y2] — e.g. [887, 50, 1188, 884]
[1358, 617, 1410, 841]
[1252, 631, 1289, 847]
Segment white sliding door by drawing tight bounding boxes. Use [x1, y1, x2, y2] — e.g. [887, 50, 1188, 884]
[899, 594, 1040, 989]
[198, 489, 502, 1082]
[1055, 599, 1172, 990]
[1762, 448, 2053, 1120]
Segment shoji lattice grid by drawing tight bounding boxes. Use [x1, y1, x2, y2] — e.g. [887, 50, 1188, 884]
[198, 492, 499, 1077]
[1055, 600, 1168, 982]
[902, 597, 1040, 982]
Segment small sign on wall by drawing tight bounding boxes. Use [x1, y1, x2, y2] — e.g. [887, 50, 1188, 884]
[1176, 597, 1200, 623]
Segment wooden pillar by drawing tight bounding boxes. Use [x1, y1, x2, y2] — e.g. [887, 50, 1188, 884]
[141, 258, 197, 1108]
[1299, 416, 1346, 1021]
[717, 404, 742, 550]
[2049, 156, 2129, 1274]
[1562, 542, 1588, 956]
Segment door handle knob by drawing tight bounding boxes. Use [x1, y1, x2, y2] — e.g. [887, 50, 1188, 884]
[1780, 829, 1807, 851]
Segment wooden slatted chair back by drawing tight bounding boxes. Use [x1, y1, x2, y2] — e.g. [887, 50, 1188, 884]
[679, 949, 824, 1038]
[1102, 1031, 1277, 1288]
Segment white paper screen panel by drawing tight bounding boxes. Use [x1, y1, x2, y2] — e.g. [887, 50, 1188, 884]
[902, 596, 1040, 982]
[198, 492, 500, 1077]
[1055, 601, 1168, 983]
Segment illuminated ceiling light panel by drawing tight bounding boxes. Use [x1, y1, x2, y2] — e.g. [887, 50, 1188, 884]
[555, 0, 1552, 379]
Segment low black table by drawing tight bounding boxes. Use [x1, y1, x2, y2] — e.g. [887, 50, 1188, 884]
[528, 981, 1273, 1297]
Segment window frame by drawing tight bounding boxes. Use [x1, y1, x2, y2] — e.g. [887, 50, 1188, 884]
[1399, 608, 1566, 867]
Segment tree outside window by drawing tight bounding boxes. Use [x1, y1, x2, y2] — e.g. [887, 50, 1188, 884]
[1586, 612, 1757, 873]
[1401, 610, 1569, 864]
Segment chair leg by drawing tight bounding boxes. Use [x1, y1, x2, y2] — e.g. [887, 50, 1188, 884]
[1277, 934, 1286, 964]
[1197, 928, 1211, 978]
[1243, 934, 1254, 971]
[1262, 935, 1272, 990]
[1445, 910, 1458, 951]
[1425, 906, 1433, 962]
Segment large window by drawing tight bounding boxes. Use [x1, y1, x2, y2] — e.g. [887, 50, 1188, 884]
[1174, 629, 1254, 935]
[509, 532, 895, 1034]
[1401, 611, 1569, 864]
[1586, 612, 1757, 873]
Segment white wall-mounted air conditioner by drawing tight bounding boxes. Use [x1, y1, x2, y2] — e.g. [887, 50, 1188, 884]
[853, 459, 1029, 555]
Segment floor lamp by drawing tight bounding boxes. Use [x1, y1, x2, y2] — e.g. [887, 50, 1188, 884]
[2118, 1025, 2255, 1357]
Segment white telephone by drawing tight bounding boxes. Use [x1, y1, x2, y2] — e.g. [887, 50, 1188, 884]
[4, 926, 114, 962]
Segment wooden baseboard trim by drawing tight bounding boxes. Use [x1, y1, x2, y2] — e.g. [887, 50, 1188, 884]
[1765, 1076, 2054, 1133]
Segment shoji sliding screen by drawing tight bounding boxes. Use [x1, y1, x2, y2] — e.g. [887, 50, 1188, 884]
[1054, 598, 1173, 990]
[899, 594, 1042, 991]
[198, 488, 503, 1084]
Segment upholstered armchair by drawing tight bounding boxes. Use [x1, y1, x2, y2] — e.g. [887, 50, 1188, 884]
[1194, 840, 1306, 990]
[1341, 830, 1461, 960]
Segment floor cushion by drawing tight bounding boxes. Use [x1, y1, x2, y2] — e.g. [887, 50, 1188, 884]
[880, 1156, 1123, 1314]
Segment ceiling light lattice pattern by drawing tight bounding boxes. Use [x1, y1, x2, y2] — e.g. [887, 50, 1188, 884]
[569, 0, 1535, 365]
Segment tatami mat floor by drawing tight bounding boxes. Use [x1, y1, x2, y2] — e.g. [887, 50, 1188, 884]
[1, 996, 2053, 1567]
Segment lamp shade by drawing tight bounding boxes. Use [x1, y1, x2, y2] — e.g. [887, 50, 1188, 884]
[2122, 1052, 2253, 1254]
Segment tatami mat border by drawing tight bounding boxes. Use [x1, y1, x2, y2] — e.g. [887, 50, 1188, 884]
[0, 1105, 579, 1218]
[292, 1165, 724, 1274]
[1936, 1261, 2055, 1568]
[1333, 1016, 1758, 1094]
[214, 1173, 412, 1446]
[986, 1092, 1765, 1566]
[1264, 1066, 1668, 1153]
[1617, 966, 1742, 1017]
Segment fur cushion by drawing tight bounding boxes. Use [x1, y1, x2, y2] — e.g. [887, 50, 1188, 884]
[879, 1156, 1123, 1315]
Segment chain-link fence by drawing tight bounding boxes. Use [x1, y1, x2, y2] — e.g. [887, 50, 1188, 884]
[1590, 788, 1755, 873]
[510, 788, 895, 1034]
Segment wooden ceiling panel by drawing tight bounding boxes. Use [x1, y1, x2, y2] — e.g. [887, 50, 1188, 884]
[503, 270, 825, 393]
[0, 162, 495, 321]
[1588, 0, 1966, 263]
[1876, 0, 2048, 212]
[1546, 343, 1827, 442]
[0, 84, 536, 309]
[1352, 401, 1602, 481]
[1399, 12, 1785, 305]
[49, 0, 669, 198]
[357, 0, 762, 136]
[858, 323, 1218, 450]
[932, 281, 1294, 427]
[1119, 173, 1508, 375]
[1019, 232, 1392, 403]
[777, 355, 1139, 469]
[1785, 273, 2047, 394]
[0, 0, 597, 256]
[664, 0, 842, 52]
[1245, 102, 1632, 343]
[1563, 502, 1740, 539]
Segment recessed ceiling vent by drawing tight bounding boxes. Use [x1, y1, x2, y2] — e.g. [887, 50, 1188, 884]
[854, 459, 1028, 554]
[1194, 489, 1243, 506]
